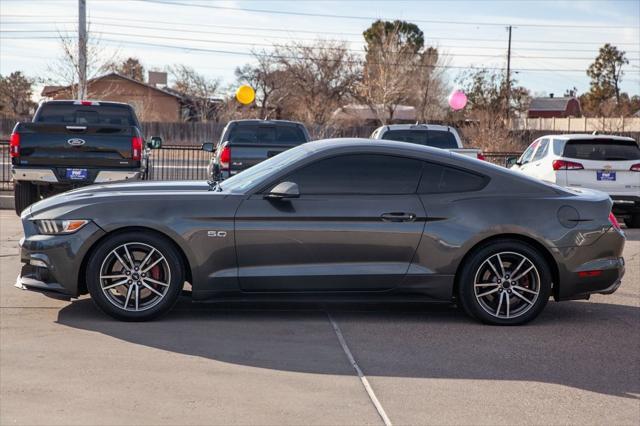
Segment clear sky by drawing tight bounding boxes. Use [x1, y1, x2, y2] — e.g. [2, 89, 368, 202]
[1, 0, 639, 100]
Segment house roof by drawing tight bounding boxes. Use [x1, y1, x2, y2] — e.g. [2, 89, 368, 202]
[40, 72, 184, 99]
[529, 97, 577, 112]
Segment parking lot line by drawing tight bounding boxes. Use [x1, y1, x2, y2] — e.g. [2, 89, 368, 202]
[327, 312, 393, 426]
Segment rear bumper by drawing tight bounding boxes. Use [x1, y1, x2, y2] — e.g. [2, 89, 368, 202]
[12, 167, 141, 184]
[556, 227, 626, 301]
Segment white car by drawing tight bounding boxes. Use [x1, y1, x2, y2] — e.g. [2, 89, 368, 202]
[511, 134, 640, 228]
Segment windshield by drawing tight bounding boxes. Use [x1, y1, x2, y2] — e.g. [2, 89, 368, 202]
[35, 104, 137, 126]
[219, 144, 312, 193]
[227, 124, 307, 146]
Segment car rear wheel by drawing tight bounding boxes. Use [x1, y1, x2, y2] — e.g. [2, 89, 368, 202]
[14, 181, 39, 215]
[86, 232, 184, 321]
[457, 240, 552, 325]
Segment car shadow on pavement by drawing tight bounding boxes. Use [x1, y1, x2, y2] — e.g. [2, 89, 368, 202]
[56, 297, 640, 399]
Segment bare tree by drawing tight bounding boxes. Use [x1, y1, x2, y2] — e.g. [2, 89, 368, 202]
[411, 47, 448, 122]
[44, 30, 117, 99]
[235, 52, 291, 119]
[273, 40, 360, 125]
[169, 65, 221, 122]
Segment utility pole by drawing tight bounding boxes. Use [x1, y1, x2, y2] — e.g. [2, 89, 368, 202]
[78, 0, 87, 100]
[505, 25, 512, 120]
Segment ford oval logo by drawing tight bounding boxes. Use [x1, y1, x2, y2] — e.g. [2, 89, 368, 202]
[67, 138, 86, 146]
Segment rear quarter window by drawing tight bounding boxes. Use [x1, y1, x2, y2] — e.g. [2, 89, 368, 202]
[563, 139, 640, 161]
[419, 162, 489, 194]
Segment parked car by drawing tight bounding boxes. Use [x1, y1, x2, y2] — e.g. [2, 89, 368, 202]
[17, 139, 624, 325]
[10, 100, 162, 214]
[202, 119, 311, 180]
[370, 123, 484, 160]
[509, 134, 640, 228]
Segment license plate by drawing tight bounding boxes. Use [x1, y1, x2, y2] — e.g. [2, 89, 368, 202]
[66, 168, 88, 180]
[597, 171, 616, 181]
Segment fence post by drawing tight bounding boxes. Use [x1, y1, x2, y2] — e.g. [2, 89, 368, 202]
[567, 116, 571, 132]
[584, 117, 587, 132]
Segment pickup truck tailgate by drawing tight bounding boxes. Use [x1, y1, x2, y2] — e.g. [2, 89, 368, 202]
[14, 123, 138, 168]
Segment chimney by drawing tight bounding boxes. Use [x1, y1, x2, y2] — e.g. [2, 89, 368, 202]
[148, 71, 168, 87]
[549, 93, 554, 98]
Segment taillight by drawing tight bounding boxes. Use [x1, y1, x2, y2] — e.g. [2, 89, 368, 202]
[9, 132, 20, 158]
[219, 146, 231, 170]
[630, 163, 640, 172]
[609, 212, 621, 231]
[552, 159, 583, 170]
[476, 152, 485, 161]
[578, 270, 603, 278]
[131, 136, 143, 161]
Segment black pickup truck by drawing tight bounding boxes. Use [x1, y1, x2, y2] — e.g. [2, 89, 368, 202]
[10, 100, 162, 214]
[202, 119, 311, 180]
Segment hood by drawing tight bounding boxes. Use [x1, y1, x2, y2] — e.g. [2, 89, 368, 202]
[27, 180, 213, 218]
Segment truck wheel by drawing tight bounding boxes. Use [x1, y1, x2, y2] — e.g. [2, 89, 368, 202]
[624, 214, 640, 229]
[14, 182, 39, 215]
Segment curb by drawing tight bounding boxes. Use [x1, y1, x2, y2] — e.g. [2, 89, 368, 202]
[0, 192, 14, 210]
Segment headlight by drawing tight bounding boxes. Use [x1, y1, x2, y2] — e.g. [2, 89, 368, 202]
[34, 219, 89, 235]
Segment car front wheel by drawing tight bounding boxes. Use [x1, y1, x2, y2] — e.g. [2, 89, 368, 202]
[457, 240, 552, 325]
[86, 232, 184, 321]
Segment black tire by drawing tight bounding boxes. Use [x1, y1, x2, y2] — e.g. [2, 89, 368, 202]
[624, 214, 640, 229]
[86, 231, 184, 321]
[14, 181, 39, 215]
[457, 239, 552, 326]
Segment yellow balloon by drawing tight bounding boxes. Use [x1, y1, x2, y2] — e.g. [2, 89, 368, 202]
[236, 85, 255, 105]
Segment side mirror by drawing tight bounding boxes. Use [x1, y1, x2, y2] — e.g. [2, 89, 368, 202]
[505, 155, 520, 168]
[201, 142, 215, 152]
[148, 136, 163, 149]
[264, 181, 300, 200]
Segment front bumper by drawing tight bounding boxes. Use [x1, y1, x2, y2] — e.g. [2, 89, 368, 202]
[16, 220, 105, 298]
[12, 167, 141, 184]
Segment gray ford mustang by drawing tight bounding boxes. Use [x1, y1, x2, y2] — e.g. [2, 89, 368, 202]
[16, 139, 625, 325]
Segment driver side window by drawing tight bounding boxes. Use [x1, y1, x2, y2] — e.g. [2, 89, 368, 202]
[283, 154, 423, 195]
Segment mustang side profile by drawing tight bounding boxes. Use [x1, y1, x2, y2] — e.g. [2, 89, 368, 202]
[17, 139, 625, 325]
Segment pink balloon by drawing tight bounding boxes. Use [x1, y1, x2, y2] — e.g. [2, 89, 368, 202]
[448, 90, 468, 111]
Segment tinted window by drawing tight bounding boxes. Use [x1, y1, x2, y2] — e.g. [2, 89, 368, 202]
[419, 162, 488, 194]
[532, 139, 549, 161]
[563, 139, 640, 161]
[228, 125, 306, 146]
[382, 130, 458, 149]
[35, 104, 136, 125]
[284, 154, 422, 195]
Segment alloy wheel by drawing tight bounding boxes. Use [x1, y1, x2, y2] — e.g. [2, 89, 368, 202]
[99, 242, 171, 312]
[473, 251, 541, 319]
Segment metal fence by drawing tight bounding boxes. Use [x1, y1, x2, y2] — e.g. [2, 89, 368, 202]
[148, 145, 211, 181]
[0, 141, 11, 191]
[0, 141, 521, 191]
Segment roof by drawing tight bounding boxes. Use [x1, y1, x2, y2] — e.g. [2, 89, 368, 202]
[40, 72, 184, 99]
[227, 119, 305, 126]
[378, 123, 455, 132]
[529, 97, 578, 112]
[540, 133, 636, 142]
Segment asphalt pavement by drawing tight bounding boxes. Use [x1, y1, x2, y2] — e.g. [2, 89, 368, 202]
[1, 210, 638, 425]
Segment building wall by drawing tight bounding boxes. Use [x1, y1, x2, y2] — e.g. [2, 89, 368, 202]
[49, 76, 181, 122]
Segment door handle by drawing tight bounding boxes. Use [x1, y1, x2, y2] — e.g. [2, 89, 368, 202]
[381, 212, 416, 222]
